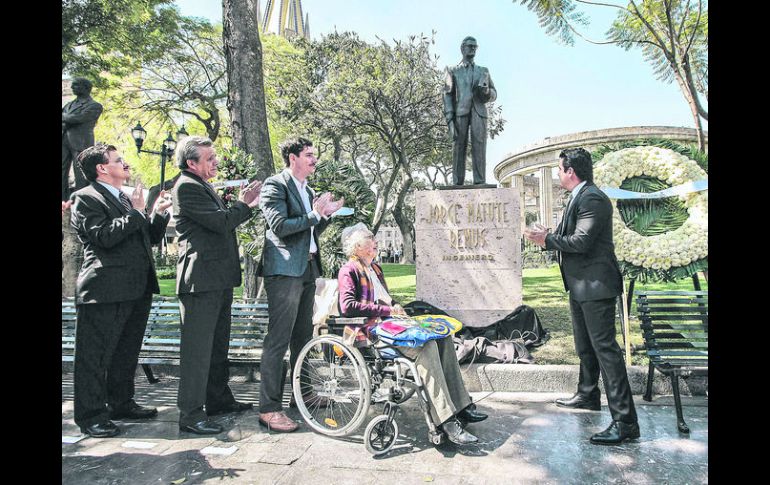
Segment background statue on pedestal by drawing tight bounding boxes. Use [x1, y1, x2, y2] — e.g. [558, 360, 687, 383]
[443, 36, 497, 186]
[62, 77, 103, 200]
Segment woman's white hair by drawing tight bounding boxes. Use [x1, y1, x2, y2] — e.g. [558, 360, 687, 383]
[341, 222, 374, 258]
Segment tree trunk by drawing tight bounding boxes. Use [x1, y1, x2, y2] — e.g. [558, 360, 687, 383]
[223, 0, 274, 181]
[391, 175, 415, 264]
[223, 0, 275, 295]
[242, 253, 259, 298]
[671, 59, 707, 153]
[62, 208, 82, 298]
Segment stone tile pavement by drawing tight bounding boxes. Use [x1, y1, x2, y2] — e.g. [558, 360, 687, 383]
[62, 374, 708, 484]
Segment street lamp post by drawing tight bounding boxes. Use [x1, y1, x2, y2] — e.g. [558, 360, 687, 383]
[131, 122, 178, 190]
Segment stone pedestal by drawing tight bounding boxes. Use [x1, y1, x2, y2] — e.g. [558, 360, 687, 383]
[62, 207, 82, 299]
[415, 187, 522, 327]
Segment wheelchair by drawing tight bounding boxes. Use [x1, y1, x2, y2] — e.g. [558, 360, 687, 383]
[291, 317, 447, 455]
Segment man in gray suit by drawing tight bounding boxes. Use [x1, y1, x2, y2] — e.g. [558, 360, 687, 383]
[257, 137, 344, 432]
[63, 78, 103, 200]
[172, 136, 262, 435]
[443, 36, 497, 186]
[524, 148, 639, 445]
[70, 143, 171, 437]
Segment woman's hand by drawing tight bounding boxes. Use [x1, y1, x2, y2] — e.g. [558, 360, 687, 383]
[390, 304, 406, 316]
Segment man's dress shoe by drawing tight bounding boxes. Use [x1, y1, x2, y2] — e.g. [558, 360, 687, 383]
[110, 401, 158, 420]
[555, 394, 601, 411]
[81, 421, 120, 438]
[457, 403, 488, 423]
[441, 418, 479, 445]
[590, 421, 640, 445]
[206, 401, 253, 416]
[179, 420, 223, 435]
[259, 411, 299, 432]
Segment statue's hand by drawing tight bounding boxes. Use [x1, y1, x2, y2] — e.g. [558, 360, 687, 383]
[447, 121, 456, 141]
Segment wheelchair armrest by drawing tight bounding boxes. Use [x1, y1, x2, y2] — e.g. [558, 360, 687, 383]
[326, 316, 369, 337]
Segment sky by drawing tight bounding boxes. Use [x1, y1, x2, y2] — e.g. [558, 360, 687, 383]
[176, 0, 706, 183]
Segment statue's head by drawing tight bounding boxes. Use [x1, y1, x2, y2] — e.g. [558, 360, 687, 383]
[70, 78, 93, 97]
[461, 36, 478, 59]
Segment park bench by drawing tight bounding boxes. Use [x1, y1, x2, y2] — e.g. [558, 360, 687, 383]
[62, 296, 270, 383]
[636, 290, 708, 433]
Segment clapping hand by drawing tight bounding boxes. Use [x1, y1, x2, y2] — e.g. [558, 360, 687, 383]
[131, 182, 146, 212]
[153, 190, 173, 215]
[239, 179, 263, 208]
[523, 223, 549, 248]
[323, 195, 345, 217]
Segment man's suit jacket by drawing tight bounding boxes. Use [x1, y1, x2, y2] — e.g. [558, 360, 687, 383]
[70, 182, 169, 304]
[62, 96, 103, 151]
[545, 183, 623, 302]
[172, 170, 253, 294]
[443, 62, 497, 121]
[258, 170, 330, 277]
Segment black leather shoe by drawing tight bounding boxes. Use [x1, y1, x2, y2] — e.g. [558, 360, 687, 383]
[555, 394, 601, 411]
[441, 418, 479, 445]
[81, 421, 120, 438]
[206, 401, 253, 416]
[179, 420, 223, 435]
[110, 401, 158, 420]
[457, 403, 488, 423]
[590, 421, 640, 445]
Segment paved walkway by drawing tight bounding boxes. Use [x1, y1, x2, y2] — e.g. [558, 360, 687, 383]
[62, 374, 708, 484]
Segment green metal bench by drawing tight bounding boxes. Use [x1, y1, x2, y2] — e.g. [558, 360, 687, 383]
[62, 296, 270, 383]
[636, 290, 708, 433]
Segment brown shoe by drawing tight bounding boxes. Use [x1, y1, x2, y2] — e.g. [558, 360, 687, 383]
[259, 411, 299, 432]
[289, 392, 331, 409]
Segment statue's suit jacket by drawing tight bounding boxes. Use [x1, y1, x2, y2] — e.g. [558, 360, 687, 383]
[545, 183, 623, 302]
[172, 170, 253, 294]
[258, 170, 330, 277]
[443, 62, 497, 121]
[62, 96, 103, 152]
[70, 182, 169, 304]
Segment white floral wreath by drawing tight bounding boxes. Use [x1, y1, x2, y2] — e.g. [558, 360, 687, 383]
[593, 146, 708, 271]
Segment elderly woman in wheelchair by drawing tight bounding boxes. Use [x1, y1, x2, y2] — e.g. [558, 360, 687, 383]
[290, 223, 486, 455]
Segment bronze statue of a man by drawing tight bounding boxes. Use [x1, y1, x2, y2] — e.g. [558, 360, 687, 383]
[62, 77, 103, 200]
[443, 36, 497, 186]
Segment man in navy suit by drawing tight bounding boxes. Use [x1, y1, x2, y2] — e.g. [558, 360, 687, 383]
[257, 137, 344, 432]
[70, 144, 171, 437]
[524, 148, 639, 445]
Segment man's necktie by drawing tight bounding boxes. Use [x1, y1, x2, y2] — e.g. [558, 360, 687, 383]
[119, 191, 133, 213]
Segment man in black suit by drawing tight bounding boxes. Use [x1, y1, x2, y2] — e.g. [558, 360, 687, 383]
[70, 144, 172, 438]
[172, 136, 262, 435]
[257, 137, 343, 432]
[62, 78, 103, 200]
[524, 148, 639, 445]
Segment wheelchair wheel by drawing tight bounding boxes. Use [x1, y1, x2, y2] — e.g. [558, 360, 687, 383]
[364, 415, 399, 456]
[292, 335, 371, 437]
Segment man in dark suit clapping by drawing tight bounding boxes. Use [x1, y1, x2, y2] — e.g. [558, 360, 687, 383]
[172, 136, 262, 435]
[70, 144, 171, 438]
[524, 148, 640, 445]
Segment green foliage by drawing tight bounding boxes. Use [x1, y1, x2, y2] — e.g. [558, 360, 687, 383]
[313, 158, 376, 278]
[617, 176, 688, 237]
[62, 0, 182, 86]
[515, 0, 589, 47]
